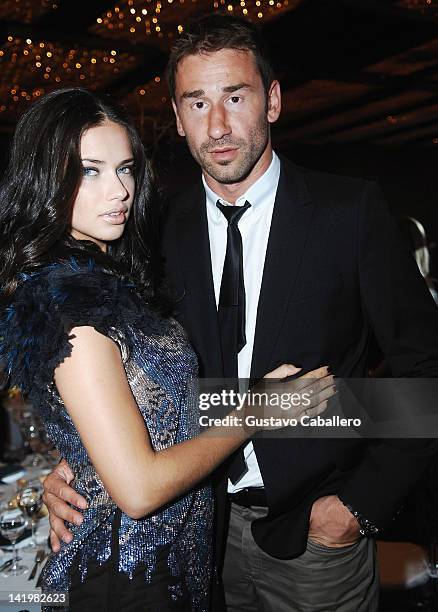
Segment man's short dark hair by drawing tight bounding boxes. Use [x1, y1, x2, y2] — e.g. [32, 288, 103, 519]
[166, 14, 275, 102]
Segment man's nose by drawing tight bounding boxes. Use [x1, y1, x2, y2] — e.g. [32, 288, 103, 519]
[207, 104, 231, 141]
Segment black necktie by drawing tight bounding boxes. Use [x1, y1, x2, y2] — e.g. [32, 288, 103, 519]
[216, 200, 251, 484]
[216, 200, 251, 373]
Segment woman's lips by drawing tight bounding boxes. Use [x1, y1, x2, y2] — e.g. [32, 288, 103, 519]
[100, 211, 127, 225]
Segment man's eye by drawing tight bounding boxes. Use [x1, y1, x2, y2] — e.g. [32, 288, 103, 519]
[230, 96, 241, 104]
[82, 167, 98, 176]
[194, 101, 205, 109]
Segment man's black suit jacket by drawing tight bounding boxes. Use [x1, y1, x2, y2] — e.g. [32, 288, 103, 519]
[162, 157, 438, 564]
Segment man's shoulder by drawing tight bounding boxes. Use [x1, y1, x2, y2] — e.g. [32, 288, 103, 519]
[276, 156, 388, 226]
[161, 179, 204, 250]
[279, 155, 376, 202]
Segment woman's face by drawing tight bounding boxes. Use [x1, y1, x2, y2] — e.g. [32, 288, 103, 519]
[71, 120, 135, 251]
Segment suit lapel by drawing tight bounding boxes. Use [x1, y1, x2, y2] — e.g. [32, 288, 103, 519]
[176, 181, 223, 377]
[250, 159, 314, 379]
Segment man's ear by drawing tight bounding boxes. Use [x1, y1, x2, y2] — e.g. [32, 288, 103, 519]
[172, 100, 186, 137]
[267, 80, 281, 124]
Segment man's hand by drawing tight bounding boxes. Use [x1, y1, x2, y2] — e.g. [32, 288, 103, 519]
[308, 495, 360, 548]
[42, 459, 87, 552]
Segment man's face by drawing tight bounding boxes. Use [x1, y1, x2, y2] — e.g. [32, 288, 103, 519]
[172, 48, 281, 188]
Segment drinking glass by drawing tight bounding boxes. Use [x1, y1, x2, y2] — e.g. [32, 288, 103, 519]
[0, 507, 28, 576]
[20, 410, 47, 469]
[18, 485, 43, 547]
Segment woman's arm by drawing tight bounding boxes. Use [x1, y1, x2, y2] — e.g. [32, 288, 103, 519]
[54, 326, 250, 519]
[52, 325, 333, 521]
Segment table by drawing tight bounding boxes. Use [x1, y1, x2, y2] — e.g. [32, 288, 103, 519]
[0, 465, 50, 612]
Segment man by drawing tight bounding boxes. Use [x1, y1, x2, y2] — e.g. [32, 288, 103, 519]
[43, 14, 438, 611]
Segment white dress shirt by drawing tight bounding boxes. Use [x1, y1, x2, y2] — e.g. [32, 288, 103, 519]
[202, 151, 281, 493]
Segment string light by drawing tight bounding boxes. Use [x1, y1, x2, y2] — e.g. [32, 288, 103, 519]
[0, 0, 296, 117]
[90, 0, 294, 40]
[0, 34, 137, 115]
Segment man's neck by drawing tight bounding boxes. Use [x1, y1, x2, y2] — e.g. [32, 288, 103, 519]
[203, 146, 273, 204]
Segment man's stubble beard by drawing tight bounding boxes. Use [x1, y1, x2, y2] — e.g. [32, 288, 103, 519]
[189, 114, 270, 186]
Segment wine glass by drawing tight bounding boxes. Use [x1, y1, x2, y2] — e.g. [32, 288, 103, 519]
[0, 507, 29, 576]
[20, 410, 47, 469]
[17, 485, 43, 547]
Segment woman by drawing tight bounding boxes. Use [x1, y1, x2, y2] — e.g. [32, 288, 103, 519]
[0, 88, 331, 611]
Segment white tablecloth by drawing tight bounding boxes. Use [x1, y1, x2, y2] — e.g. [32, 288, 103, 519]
[0, 548, 48, 611]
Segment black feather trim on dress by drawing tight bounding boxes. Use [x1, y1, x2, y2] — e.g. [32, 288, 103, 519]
[0, 258, 161, 395]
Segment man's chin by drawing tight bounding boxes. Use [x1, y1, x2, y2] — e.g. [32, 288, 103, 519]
[206, 162, 251, 185]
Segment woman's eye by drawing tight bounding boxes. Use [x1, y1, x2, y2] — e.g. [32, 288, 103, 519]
[82, 167, 98, 176]
[118, 166, 134, 175]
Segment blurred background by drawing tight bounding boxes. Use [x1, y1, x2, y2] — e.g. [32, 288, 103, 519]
[1, 1, 438, 609]
[0, 0, 437, 279]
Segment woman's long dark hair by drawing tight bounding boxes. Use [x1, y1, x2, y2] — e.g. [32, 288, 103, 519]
[0, 87, 166, 311]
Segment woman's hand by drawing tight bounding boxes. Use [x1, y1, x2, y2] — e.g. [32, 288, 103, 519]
[263, 364, 302, 379]
[245, 364, 335, 433]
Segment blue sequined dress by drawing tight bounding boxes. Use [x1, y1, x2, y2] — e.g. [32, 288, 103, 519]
[0, 260, 213, 611]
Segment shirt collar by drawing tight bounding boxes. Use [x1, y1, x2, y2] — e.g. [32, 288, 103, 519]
[203, 151, 280, 219]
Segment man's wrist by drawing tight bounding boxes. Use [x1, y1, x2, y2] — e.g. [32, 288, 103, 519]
[338, 496, 379, 537]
